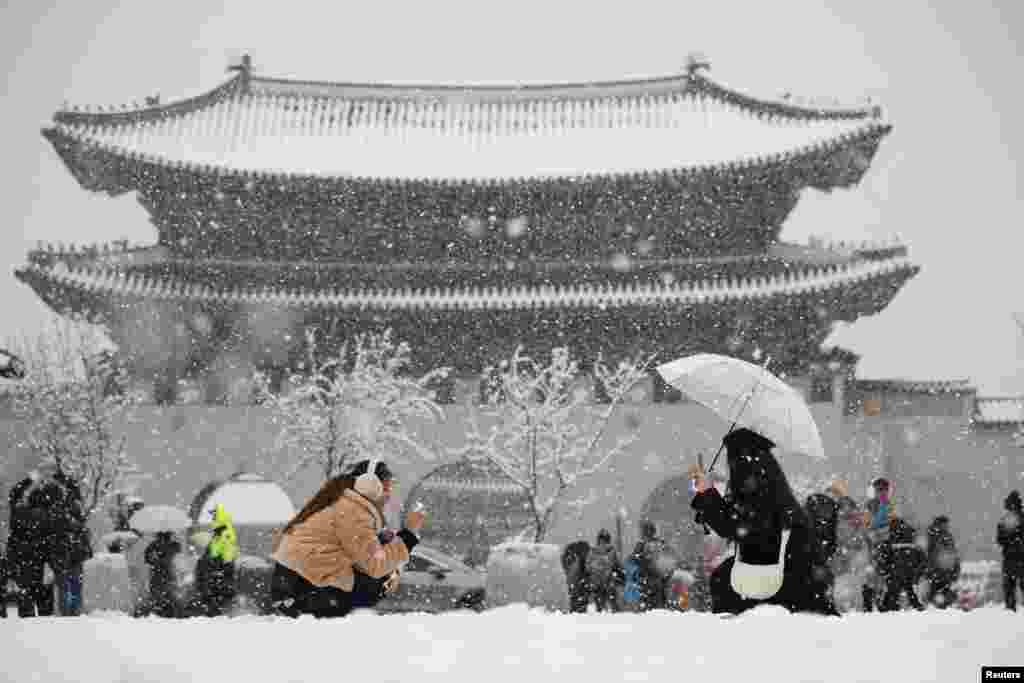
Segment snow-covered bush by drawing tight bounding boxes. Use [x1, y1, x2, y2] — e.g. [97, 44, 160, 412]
[485, 541, 569, 611]
[256, 329, 449, 481]
[7, 318, 137, 519]
[455, 346, 651, 542]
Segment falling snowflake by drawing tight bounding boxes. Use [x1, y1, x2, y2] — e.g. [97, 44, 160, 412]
[610, 253, 632, 272]
[505, 216, 528, 239]
[461, 216, 486, 238]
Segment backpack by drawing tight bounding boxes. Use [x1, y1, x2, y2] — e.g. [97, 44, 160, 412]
[622, 557, 642, 603]
[805, 494, 839, 564]
[586, 546, 616, 586]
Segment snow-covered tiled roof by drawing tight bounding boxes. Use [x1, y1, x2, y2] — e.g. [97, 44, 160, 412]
[17, 251, 917, 311]
[852, 379, 975, 395]
[973, 397, 1024, 425]
[46, 67, 887, 182]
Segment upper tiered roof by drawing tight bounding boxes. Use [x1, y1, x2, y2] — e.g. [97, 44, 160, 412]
[45, 55, 889, 183]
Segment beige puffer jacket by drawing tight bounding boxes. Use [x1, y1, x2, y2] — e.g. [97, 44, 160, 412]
[272, 489, 411, 592]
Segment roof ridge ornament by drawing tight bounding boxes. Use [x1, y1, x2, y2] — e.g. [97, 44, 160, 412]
[228, 53, 253, 92]
[685, 53, 711, 77]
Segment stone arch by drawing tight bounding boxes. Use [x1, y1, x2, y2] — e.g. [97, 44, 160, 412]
[403, 459, 533, 567]
[188, 472, 296, 557]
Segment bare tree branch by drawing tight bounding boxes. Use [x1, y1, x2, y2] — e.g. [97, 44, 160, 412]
[256, 328, 449, 483]
[457, 346, 648, 542]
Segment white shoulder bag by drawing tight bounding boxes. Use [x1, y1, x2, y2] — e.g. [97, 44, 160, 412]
[730, 529, 791, 600]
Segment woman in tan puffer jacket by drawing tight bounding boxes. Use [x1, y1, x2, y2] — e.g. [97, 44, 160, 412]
[270, 459, 425, 617]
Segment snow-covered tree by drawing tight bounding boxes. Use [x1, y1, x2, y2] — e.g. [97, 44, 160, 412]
[256, 329, 449, 481]
[454, 346, 652, 543]
[8, 319, 135, 520]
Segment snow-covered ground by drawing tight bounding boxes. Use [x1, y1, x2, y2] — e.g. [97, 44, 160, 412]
[4, 605, 1021, 682]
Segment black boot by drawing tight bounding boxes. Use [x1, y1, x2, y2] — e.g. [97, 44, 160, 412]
[862, 585, 876, 612]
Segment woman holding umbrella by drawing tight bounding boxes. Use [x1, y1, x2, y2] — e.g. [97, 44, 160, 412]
[691, 428, 837, 615]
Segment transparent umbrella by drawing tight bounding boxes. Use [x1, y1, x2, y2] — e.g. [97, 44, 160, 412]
[130, 505, 190, 534]
[657, 353, 826, 465]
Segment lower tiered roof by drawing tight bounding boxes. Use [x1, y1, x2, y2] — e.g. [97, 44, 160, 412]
[18, 240, 916, 313]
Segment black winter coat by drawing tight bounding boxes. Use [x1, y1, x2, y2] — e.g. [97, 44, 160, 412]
[874, 522, 926, 585]
[7, 473, 92, 573]
[925, 524, 960, 584]
[144, 535, 182, 597]
[692, 487, 826, 614]
[998, 510, 1024, 561]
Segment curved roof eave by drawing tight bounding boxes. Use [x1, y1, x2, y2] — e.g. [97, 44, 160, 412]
[48, 68, 884, 129]
[41, 122, 891, 188]
[15, 254, 920, 313]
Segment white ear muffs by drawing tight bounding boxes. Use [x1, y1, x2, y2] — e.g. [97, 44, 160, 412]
[355, 458, 383, 500]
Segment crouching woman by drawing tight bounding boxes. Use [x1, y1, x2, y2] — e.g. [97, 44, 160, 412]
[691, 428, 837, 616]
[270, 459, 425, 617]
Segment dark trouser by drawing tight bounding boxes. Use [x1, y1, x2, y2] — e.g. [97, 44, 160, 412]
[880, 578, 924, 612]
[142, 578, 181, 618]
[56, 564, 84, 616]
[8, 560, 55, 618]
[640, 577, 668, 612]
[567, 580, 590, 613]
[270, 563, 353, 619]
[862, 584, 877, 612]
[592, 584, 618, 612]
[1004, 558, 1024, 611]
[926, 579, 957, 609]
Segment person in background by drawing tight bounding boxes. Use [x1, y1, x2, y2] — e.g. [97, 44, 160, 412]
[631, 521, 672, 612]
[804, 483, 841, 609]
[924, 515, 960, 609]
[193, 504, 239, 616]
[997, 490, 1024, 611]
[49, 466, 92, 616]
[561, 540, 591, 613]
[142, 531, 183, 618]
[862, 477, 895, 611]
[586, 529, 623, 612]
[270, 459, 422, 618]
[874, 517, 926, 612]
[6, 463, 62, 617]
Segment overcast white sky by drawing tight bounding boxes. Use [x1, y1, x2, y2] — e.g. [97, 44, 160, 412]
[1, 0, 1021, 394]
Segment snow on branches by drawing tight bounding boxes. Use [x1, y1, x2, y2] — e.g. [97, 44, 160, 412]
[454, 346, 652, 542]
[256, 329, 449, 481]
[7, 319, 135, 520]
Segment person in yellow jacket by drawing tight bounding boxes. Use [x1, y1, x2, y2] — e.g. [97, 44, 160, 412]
[193, 504, 239, 616]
